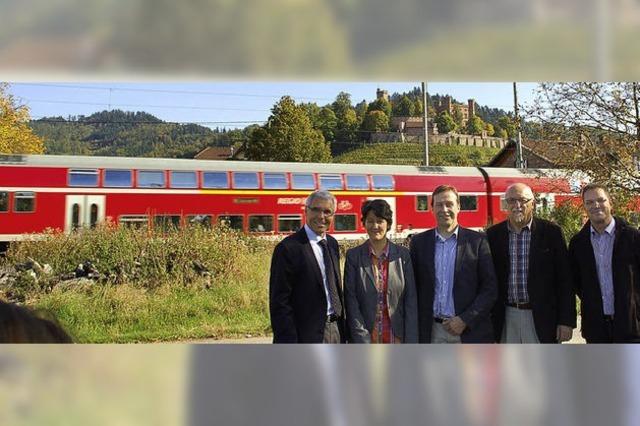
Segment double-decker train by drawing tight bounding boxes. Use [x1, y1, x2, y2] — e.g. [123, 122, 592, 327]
[0, 154, 577, 243]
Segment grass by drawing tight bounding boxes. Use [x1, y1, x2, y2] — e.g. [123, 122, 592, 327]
[1, 225, 274, 343]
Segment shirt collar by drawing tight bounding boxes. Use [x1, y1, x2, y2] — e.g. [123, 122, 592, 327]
[508, 218, 533, 234]
[368, 241, 390, 258]
[304, 224, 325, 243]
[435, 226, 459, 242]
[591, 217, 616, 236]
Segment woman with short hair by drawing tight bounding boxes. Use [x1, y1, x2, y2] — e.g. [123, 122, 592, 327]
[344, 199, 418, 343]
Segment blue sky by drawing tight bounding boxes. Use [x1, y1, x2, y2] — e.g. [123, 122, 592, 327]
[7, 82, 539, 129]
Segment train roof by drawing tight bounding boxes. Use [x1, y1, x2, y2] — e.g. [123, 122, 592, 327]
[1, 154, 487, 176]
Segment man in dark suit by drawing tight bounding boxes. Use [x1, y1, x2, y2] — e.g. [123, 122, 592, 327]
[410, 185, 497, 343]
[487, 183, 576, 343]
[569, 183, 640, 343]
[269, 190, 345, 343]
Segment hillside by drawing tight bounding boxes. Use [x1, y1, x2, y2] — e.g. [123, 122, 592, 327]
[333, 143, 500, 166]
[30, 110, 254, 158]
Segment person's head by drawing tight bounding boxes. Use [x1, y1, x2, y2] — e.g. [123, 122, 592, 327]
[581, 183, 613, 227]
[361, 199, 393, 243]
[505, 183, 535, 228]
[0, 301, 73, 343]
[305, 190, 337, 236]
[431, 185, 460, 231]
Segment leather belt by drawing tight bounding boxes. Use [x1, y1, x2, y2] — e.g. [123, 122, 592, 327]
[327, 314, 339, 323]
[506, 301, 532, 310]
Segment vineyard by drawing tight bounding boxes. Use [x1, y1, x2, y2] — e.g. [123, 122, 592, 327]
[333, 143, 501, 166]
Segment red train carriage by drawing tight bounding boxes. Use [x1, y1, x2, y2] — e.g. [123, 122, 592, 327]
[0, 154, 577, 242]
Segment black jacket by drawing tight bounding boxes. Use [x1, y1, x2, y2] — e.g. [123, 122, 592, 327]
[269, 227, 345, 343]
[487, 218, 576, 343]
[569, 217, 640, 343]
[409, 227, 497, 343]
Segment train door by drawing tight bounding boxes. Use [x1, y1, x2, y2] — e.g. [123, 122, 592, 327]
[366, 196, 397, 232]
[65, 195, 106, 232]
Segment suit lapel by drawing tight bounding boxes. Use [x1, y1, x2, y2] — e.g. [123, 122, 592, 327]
[527, 219, 540, 288]
[424, 230, 436, 287]
[359, 243, 376, 289]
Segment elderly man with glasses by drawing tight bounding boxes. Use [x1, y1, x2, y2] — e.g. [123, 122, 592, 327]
[486, 183, 576, 343]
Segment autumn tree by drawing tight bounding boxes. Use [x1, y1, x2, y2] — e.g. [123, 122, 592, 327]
[0, 83, 45, 154]
[528, 82, 640, 196]
[246, 96, 331, 162]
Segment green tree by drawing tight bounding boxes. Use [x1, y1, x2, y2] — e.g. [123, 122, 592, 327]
[0, 83, 45, 154]
[466, 115, 485, 136]
[435, 111, 456, 134]
[245, 96, 330, 162]
[354, 100, 368, 124]
[452, 105, 464, 129]
[392, 95, 415, 117]
[332, 92, 359, 144]
[484, 122, 495, 136]
[367, 97, 392, 119]
[413, 98, 424, 116]
[318, 107, 338, 142]
[497, 116, 517, 138]
[361, 110, 389, 133]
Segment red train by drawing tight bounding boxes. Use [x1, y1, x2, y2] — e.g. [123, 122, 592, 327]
[0, 154, 577, 242]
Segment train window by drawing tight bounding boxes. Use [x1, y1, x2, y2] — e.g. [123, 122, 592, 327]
[187, 215, 213, 228]
[263, 173, 288, 189]
[202, 172, 229, 189]
[416, 195, 429, 211]
[170, 171, 197, 188]
[104, 169, 133, 187]
[233, 172, 259, 189]
[14, 192, 35, 212]
[69, 169, 99, 187]
[460, 195, 478, 211]
[334, 214, 357, 231]
[0, 192, 8, 212]
[371, 175, 394, 190]
[119, 215, 149, 229]
[319, 174, 343, 190]
[218, 215, 244, 231]
[278, 215, 302, 233]
[71, 204, 80, 230]
[154, 215, 181, 231]
[249, 215, 274, 233]
[291, 173, 315, 190]
[137, 170, 166, 188]
[90, 204, 99, 228]
[345, 175, 369, 190]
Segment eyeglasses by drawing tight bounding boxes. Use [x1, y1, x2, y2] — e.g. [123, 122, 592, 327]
[505, 198, 533, 206]
[307, 206, 335, 217]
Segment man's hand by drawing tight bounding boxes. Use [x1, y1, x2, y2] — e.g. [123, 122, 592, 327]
[443, 316, 467, 336]
[556, 325, 573, 343]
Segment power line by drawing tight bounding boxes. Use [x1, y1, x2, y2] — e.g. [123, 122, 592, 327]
[31, 117, 266, 125]
[10, 82, 335, 102]
[24, 98, 270, 112]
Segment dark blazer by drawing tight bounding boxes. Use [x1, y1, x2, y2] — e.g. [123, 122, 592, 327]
[486, 218, 576, 343]
[269, 227, 345, 343]
[409, 227, 498, 343]
[569, 216, 640, 343]
[344, 241, 418, 343]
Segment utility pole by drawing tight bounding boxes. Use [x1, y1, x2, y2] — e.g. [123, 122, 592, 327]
[513, 82, 525, 169]
[422, 81, 429, 166]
